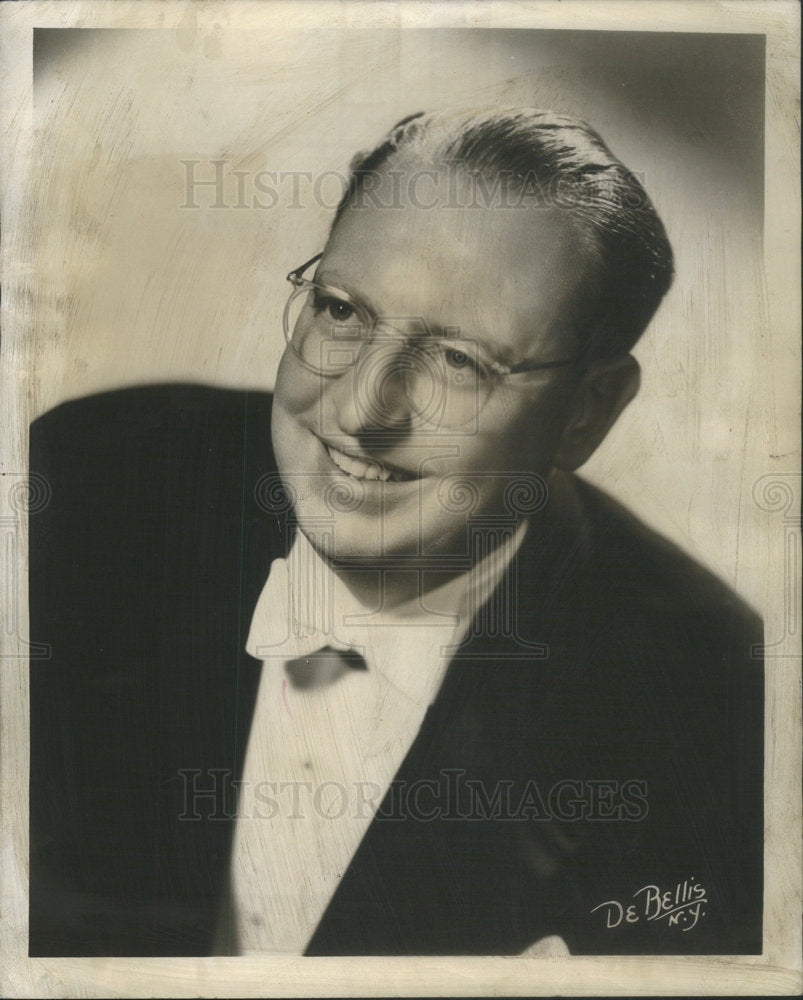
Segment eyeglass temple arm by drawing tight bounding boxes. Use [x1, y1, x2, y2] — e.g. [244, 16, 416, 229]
[507, 356, 583, 374]
[287, 252, 324, 285]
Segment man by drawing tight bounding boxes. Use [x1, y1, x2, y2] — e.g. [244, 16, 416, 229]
[28, 109, 763, 957]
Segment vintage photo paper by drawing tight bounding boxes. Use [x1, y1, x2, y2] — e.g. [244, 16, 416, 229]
[1, 1, 800, 996]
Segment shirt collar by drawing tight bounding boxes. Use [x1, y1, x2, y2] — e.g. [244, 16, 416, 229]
[246, 519, 528, 667]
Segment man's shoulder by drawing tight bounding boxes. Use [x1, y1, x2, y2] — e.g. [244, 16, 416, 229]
[32, 382, 273, 447]
[568, 473, 762, 646]
[29, 382, 280, 594]
[31, 382, 276, 497]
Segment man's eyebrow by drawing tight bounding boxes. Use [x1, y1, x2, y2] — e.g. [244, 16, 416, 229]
[314, 268, 381, 317]
[315, 267, 449, 337]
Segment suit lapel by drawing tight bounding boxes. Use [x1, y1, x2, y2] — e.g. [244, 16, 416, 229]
[305, 475, 593, 954]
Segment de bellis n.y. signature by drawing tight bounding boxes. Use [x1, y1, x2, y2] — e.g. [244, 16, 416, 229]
[591, 879, 708, 932]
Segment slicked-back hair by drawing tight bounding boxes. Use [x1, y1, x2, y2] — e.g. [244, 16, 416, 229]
[332, 108, 674, 361]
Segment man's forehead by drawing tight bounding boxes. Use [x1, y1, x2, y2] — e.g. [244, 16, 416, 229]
[329, 169, 583, 272]
[322, 168, 590, 358]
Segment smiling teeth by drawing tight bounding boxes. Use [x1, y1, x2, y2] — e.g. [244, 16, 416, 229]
[326, 444, 402, 482]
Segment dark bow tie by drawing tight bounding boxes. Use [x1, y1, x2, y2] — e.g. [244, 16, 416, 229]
[284, 645, 368, 690]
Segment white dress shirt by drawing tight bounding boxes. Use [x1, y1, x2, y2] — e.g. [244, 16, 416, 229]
[228, 522, 527, 954]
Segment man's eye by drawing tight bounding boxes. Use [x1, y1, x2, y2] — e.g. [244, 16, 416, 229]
[313, 292, 355, 324]
[327, 300, 355, 323]
[444, 347, 482, 376]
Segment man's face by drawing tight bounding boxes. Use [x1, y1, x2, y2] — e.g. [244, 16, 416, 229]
[271, 165, 591, 570]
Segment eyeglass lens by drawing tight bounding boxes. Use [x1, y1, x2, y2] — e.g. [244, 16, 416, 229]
[286, 285, 487, 428]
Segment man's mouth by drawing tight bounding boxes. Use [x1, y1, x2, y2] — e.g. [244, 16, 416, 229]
[325, 443, 415, 483]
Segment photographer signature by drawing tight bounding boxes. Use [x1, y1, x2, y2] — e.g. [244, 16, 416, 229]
[591, 878, 707, 932]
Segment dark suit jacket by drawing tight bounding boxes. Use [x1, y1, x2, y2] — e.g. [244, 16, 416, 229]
[29, 384, 763, 957]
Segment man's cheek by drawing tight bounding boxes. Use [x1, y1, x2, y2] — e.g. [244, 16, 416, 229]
[274, 356, 324, 416]
[275, 385, 319, 420]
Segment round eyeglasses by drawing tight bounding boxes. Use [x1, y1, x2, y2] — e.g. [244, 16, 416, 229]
[283, 253, 581, 429]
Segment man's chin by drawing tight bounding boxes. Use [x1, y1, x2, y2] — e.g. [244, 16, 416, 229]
[301, 527, 398, 568]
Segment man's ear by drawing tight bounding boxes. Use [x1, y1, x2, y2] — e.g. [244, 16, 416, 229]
[553, 354, 640, 471]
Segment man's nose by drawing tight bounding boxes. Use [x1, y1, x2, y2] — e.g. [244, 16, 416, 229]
[326, 337, 414, 437]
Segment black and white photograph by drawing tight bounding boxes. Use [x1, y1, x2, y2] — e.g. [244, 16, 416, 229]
[1, 1, 800, 996]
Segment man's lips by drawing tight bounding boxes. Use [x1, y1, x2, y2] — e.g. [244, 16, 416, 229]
[323, 441, 418, 483]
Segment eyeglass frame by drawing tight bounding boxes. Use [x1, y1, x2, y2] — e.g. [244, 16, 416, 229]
[283, 252, 584, 391]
